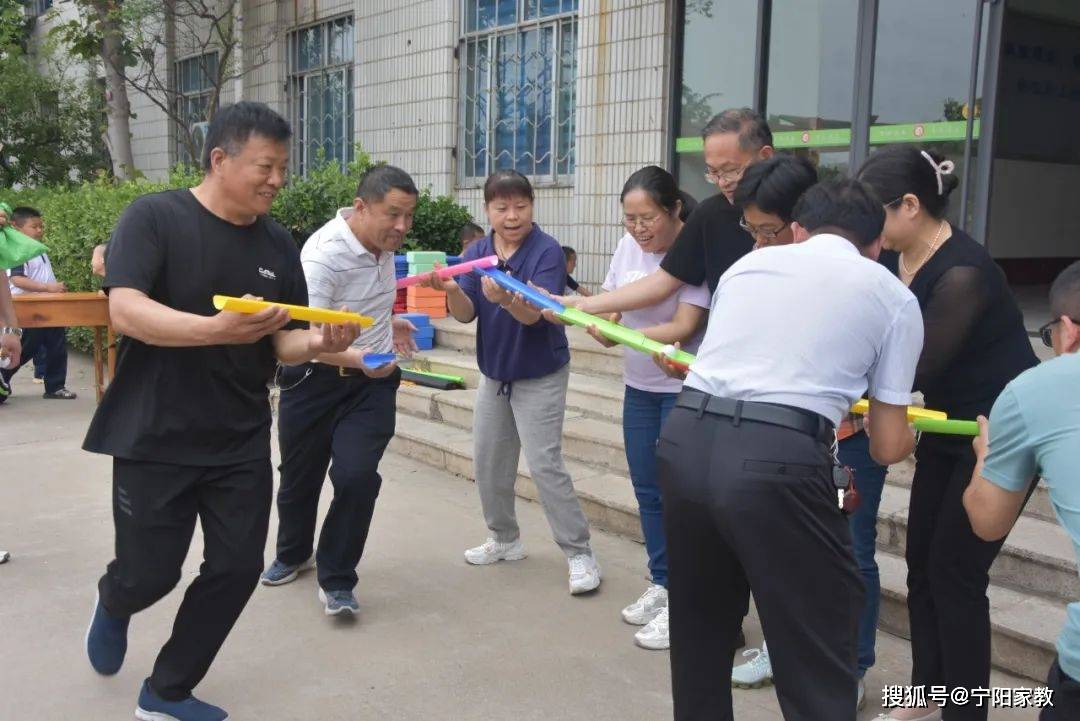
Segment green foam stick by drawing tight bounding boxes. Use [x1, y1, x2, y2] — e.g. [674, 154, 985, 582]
[558, 307, 698, 367]
[913, 418, 980, 436]
[403, 367, 465, 384]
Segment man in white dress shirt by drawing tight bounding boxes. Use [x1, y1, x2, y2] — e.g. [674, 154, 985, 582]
[260, 165, 418, 617]
[656, 179, 925, 721]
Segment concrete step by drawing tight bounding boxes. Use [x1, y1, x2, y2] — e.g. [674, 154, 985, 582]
[398, 375, 1078, 603]
[408, 349, 1058, 526]
[389, 414, 1059, 682]
[877, 552, 1061, 680]
[398, 382, 630, 475]
[388, 413, 643, 542]
[883, 457, 1057, 524]
[405, 347, 626, 423]
[430, 317, 625, 381]
[875, 483, 1078, 603]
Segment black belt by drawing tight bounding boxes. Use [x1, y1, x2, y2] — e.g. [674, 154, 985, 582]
[676, 389, 834, 443]
[309, 362, 373, 379]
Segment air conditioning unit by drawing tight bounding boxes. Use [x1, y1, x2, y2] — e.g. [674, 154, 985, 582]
[190, 121, 210, 158]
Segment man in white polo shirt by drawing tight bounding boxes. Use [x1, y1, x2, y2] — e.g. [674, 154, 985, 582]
[656, 179, 924, 721]
[260, 165, 418, 617]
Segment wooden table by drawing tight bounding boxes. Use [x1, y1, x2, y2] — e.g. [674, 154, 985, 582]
[13, 292, 115, 402]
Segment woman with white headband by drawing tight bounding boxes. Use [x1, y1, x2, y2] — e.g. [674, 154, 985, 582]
[858, 146, 1038, 721]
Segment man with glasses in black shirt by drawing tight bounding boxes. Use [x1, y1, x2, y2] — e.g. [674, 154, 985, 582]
[556, 107, 772, 314]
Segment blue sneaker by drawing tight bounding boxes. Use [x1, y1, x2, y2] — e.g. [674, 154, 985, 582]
[86, 592, 129, 675]
[318, 588, 359, 616]
[259, 556, 314, 587]
[135, 680, 228, 721]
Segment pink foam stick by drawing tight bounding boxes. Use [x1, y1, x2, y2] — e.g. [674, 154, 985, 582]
[396, 255, 499, 289]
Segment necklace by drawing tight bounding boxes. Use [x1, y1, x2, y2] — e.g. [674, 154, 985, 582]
[900, 220, 947, 278]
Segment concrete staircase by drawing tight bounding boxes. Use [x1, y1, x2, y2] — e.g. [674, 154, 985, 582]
[390, 318, 1071, 681]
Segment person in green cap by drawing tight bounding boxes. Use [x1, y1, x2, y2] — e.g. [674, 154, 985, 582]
[2, 204, 77, 401]
[1, 202, 24, 565]
[0, 202, 37, 403]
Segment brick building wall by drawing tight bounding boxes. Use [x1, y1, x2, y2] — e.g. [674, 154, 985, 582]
[66, 0, 676, 287]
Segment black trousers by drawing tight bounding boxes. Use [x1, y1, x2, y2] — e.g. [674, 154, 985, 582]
[98, 456, 272, 701]
[1, 326, 67, 394]
[906, 439, 1034, 721]
[275, 363, 399, 592]
[1041, 659, 1080, 720]
[657, 405, 863, 721]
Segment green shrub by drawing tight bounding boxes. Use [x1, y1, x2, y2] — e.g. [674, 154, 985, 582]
[3, 146, 471, 353]
[405, 189, 473, 256]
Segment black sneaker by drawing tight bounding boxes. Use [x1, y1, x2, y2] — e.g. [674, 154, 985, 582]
[43, 388, 77, 400]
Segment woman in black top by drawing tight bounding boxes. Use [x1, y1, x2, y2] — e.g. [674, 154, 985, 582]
[859, 146, 1038, 721]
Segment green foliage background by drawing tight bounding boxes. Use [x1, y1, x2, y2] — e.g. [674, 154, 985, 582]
[3, 150, 473, 352]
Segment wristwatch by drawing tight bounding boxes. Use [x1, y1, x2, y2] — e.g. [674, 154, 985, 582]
[1, 327, 22, 337]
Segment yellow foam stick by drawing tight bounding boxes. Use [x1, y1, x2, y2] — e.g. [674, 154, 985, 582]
[212, 295, 374, 327]
[850, 399, 948, 422]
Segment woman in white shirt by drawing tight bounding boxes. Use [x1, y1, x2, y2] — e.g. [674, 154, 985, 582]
[588, 166, 710, 650]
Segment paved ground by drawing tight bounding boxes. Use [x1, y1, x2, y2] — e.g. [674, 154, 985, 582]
[0, 355, 1044, 720]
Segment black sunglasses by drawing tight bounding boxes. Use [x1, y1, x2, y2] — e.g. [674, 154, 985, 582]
[1037, 317, 1080, 348]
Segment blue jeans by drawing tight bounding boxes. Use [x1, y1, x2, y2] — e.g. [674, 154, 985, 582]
[838, 430, 888, 677]
[623, 385, 677, 587]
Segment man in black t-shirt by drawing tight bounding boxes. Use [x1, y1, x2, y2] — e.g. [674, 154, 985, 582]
[557, 108, 773, 313]
[82, 103, 362, 721]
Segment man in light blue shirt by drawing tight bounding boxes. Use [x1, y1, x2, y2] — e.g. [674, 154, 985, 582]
[964, 261, 1080, 720]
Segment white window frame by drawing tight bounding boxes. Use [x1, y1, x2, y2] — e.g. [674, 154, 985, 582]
[173, 52, 219, 167]
[286, 15, 356, 176]
[457, 0, 578, 187]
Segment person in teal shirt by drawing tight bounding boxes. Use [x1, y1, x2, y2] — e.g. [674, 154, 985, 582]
[964, 260, 1080, 720]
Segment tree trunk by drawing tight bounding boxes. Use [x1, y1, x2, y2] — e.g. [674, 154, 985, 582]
[94, 0, 136, 179]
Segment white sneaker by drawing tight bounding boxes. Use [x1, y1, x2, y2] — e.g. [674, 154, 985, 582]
[634, 605, 669, 650]
[622, 584, 668, 625]
[463, 538, 527, 565]
[731, 642, 773, 688]
[568, 553, 601, 594]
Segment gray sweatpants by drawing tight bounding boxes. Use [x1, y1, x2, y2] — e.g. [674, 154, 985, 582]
[472, 365, 592, 557]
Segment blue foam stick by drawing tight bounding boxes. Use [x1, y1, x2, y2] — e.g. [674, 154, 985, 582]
[476, 268, 566, 313]
[362, 353, 397, 369]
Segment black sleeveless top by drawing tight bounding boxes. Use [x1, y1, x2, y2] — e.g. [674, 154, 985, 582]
[882, 228, 1037, 423]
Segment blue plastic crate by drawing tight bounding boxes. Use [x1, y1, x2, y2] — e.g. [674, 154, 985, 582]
[397, 312, 431, 328]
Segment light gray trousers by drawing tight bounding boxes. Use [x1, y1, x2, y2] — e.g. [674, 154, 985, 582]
[472, 365, 592, 557]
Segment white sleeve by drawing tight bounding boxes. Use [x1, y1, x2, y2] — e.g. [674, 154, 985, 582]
[868, 296, 924, 406]
[301, 247, 337, 310]
[601, 238, 622, 292]
[676, 281, 712, 309]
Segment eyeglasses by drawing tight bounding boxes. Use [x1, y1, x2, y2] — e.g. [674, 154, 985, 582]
[622, 214, 664, 230]
[739, 216, 787, 242]
[883, 196, 904, 209]
[703, 163, 750, 185]
[1037, 317, 1080, 348]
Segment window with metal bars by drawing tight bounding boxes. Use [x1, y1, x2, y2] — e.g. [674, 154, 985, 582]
[287, 16, 355, 176]
[458, 0, 578, 184]
[174, 52, 219, 167]
[24, 0, 52, 18]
